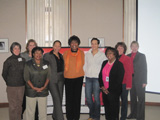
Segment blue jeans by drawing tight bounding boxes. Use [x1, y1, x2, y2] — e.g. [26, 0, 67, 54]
[85, 77, 100, 120]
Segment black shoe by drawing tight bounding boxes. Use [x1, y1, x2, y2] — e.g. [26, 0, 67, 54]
[127, 114, 136, 119]
[52, 116, 55, 120]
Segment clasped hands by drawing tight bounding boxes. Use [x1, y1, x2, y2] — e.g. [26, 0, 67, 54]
[32, 87, 45, 92]
[101, 86, 109, 94]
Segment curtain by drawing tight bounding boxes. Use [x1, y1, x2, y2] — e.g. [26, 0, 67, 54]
[27, 0, 69, 47]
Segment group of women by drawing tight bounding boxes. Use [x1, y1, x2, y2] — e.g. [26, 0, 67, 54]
[2, 35, 147, 120]
[84, 39, 132, 120]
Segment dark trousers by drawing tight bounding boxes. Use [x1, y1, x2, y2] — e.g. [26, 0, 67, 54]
[130, 83, 145, 120]
[49, 72, 64, 120]
[120, 84, 129, 120]
[65, 77, 83, 120]
[102, 92, 120, 120]
[22, 94, 39, 120]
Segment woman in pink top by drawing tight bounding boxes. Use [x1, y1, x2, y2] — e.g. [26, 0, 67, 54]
[99, 47, 124, 120]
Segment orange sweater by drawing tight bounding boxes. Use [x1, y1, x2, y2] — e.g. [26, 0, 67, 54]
[63, 49, 85, 79]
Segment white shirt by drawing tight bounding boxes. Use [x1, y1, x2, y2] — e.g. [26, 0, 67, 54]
[84, 49, 107, 78]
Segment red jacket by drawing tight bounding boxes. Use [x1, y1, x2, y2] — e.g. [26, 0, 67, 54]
[119, 54, 133, 88]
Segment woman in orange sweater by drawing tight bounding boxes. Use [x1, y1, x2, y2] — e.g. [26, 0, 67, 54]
[63, 35, 85, 120]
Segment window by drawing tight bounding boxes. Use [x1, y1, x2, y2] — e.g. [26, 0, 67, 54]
[26, 0, 69, 47]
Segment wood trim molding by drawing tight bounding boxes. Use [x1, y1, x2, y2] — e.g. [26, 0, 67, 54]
[127, 101, 160, 106]
[1, 102, 160, 108]
[145, 102, 160, 106]
[0, 103, 9, 108]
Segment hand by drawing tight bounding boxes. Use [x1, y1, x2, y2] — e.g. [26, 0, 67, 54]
[142, 84, 147, 88]
[101, 86, 106, 91]
[83, 83, 85, 87]
[32, 87, 39, 91]
[101, 86, 109, 94]
[33, 87, 43, 92]
[40, 87, 45, 91]
[37, 87, 46, 92]
[36, 88, 42, 92]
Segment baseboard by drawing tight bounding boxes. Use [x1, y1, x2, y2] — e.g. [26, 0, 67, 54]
[128, 101, 160, 106]
[0, 102, 160, 108]
[145, 102, 160, 106]
[0, 103, 9, 108]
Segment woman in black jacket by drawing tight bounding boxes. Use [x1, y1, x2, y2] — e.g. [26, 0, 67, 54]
[99, 47, 124, 120]
[2, 42, 25, 120]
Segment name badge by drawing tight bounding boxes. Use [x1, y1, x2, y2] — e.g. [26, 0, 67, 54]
[18, 58, 22, 62]
[106, 77, 109, 82]
[43, 65, 48, 69]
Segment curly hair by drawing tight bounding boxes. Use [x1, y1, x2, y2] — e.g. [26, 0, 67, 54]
[68, 35, 81, 46]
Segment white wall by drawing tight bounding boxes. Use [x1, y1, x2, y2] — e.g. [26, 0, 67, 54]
[0, 0, 26, 103]
[72, 0, 123, 47]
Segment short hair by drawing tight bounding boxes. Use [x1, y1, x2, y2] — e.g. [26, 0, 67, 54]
[91, 37, 100, 45]
[32, 47, 44, 58]
[68, 35, 81, 46]
[130, 41, 139, 47]
[115, 42, 127, 54]
[26, 39, 37, 52]
[105, 47, 118, 59]
[10, 42, 21, 54]
[53, 40, 62, 46]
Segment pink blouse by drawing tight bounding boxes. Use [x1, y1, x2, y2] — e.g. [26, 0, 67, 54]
[102, 62, 114, 89]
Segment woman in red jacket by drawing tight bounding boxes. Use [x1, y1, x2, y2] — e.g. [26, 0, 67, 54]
[115, 42, 133, 120]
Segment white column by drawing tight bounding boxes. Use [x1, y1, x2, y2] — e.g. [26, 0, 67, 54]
[124, 0, 136, 54]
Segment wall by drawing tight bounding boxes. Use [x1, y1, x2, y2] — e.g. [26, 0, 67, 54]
[71, 0, 123, 47]
[0, 0, 26, 103]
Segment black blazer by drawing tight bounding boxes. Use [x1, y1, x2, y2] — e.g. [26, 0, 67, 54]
[128, 52, 147, 85]
[99, 59, 124, 95]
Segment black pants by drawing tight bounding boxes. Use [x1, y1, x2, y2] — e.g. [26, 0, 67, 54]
[102, 92, 120, 120]
[120, 84, 129, 120]
[22, 94, 39, 120]
[65, 77, 83, 120]
[130, 83, 145, 120]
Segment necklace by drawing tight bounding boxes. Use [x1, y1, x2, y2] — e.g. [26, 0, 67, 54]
[37, 64, 40, 67]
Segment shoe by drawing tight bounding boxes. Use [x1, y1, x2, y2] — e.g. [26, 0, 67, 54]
[87, 118, 93, 120]
[127, 114, 136, 119]
[52, 116, 55, 120]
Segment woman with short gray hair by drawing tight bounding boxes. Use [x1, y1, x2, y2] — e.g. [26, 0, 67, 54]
[2, 42, 26, 120]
